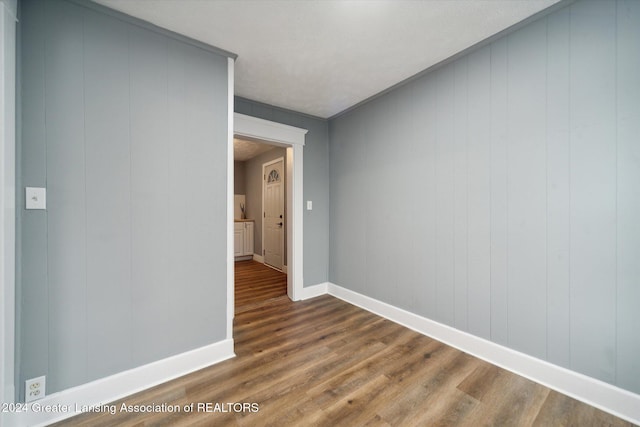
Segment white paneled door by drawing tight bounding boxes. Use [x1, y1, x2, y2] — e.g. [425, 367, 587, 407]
[263, 158, 285, 270]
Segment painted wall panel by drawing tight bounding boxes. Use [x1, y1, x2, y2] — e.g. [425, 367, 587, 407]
[83, 9, 133, 381]
[300, 116, 330, 287]
[453, 58, 469, 331]
[505, 19, 548, 359]
[434, 64, 456, 326]
[569, 0, 617, 384]
[616, 0, 640, 393]
[489, 38, 509, 344]
[390, 86, 419, 313]
[234, 161, 246, 194]
[545, 7, 571, 368]
[43, 0, 88, 392]
[167, 40, 228, 351]
[408, 76, 437, 319]
[129, 26, 171, 366]
[331, 111, 367, 294]
[466, 46, 492, 340]
[366, 96, 402, 306]
[18, 0, 48, 391]
[388, 87, 415, 311]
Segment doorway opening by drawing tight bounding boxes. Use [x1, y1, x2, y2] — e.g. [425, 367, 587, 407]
[233, 138, 287, 312]
[228, 113, 307, 331]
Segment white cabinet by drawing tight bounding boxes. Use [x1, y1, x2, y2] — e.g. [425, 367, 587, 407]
[234, 225, 244, 257]
[234, 221, 254, 259]
[243, 222, 254, 255]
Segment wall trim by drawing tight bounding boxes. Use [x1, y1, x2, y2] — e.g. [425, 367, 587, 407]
[5, 340, 235, 427]
[252, 253, 264, 263]
[234, 113, 307, 147]
[286, 144, 304, 301]
[326, 283, 640, 425]
[298, 282, 328, 301]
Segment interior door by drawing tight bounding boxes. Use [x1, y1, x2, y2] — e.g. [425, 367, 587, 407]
[263, 159, 284, 270]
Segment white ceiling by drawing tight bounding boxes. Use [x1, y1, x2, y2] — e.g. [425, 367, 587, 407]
[94, 0, 561, 119]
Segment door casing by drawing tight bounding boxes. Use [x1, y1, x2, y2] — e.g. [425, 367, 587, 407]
[229, 112, 307, 334]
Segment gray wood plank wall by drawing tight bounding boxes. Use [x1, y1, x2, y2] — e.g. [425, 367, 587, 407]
[19, 0, 229, 397]
[329, 0, 640, 394]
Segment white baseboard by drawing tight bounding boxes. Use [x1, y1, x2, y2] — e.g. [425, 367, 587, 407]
[282, 265, 288, 274]
[327, 283, 640, 426]
[6, 339, 235, 427]
[297, 282, 328, 300]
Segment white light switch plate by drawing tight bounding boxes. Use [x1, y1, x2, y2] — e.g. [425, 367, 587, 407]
[26, 187, 46, 210]
[307, 200, 313, 210]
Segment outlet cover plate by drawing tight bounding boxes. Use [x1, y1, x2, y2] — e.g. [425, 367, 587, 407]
[25, 376, 46, 402]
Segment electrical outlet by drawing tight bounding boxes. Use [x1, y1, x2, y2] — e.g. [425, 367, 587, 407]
[25, 376, 46, 402]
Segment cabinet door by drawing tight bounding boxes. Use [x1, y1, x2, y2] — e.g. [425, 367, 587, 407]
[234, 227, 244, 256]
[243, 222, 254, 256]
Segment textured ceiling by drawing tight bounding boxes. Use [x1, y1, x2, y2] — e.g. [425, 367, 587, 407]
[234, 138, 276, 162]
[94, 0, 561, 118]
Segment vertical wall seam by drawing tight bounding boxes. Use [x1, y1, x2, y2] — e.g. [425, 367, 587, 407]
[613, 0, 619, 386]
[164, 36, 170, 357]
[42, 0, 51, 390]
[434, 72, 440, 320]
[489, 42, 495, 341]
[544, 16, 550, 362]
[127, 25, 133, 369]
[464, 57, 469, 332]
[567, 2, 572, 371]
[81, 7, 89, 384]
[452, 67, 456, 326]
[505, 34, 510, 347]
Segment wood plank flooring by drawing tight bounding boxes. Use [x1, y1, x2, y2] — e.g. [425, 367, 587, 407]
[54, 288, 634, 426]
[235, 260, 287, 313]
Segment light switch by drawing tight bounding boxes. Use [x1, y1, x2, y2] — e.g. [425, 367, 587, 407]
[26, 187, 46, 210]
[307, 200, 313, 210]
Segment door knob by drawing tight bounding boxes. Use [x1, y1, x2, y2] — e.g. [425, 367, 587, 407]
[277, 222, 283, 226]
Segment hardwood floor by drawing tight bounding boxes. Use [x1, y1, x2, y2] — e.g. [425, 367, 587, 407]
[235, 260, 287, 313]
[54, 293, 634, 426]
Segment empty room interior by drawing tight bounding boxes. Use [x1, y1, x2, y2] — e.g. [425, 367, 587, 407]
[1, 0, 639, 426]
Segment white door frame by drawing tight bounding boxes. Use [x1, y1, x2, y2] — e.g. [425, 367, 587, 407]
[262, 157, 285, 271]
[229, 113, 307, 327]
